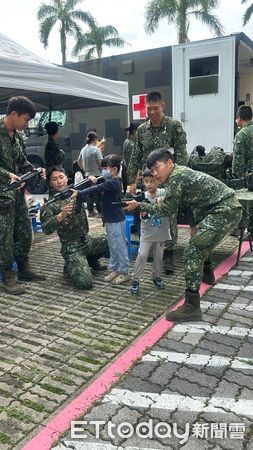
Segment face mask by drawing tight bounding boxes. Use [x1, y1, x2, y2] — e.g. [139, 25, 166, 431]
[102, 169, 112, 179]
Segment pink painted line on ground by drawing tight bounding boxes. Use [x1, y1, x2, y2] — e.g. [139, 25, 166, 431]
[22, 240, 251, 450]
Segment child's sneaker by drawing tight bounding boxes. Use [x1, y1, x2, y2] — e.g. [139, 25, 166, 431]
[112, 273, 131, 285]
[104, 271, 118, 282]
[131, 280, 140, 295]
[153, 277, 165, 289]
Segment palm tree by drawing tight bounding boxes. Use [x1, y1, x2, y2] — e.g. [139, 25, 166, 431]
[145, 0, 224, 44]
[241, 0, 253, 25]
[72, 23, 127, 59]
[37, 0, 95, 65]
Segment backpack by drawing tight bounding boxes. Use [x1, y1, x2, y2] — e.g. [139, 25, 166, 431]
[188, 146, 227, 180]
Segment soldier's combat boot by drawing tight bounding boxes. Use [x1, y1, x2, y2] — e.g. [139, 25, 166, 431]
[17, 258, 46, 282]
[2, 268, 25, 295]
[163, 251, 175, 274]
[165, 289, 202, 322]
[202, 261, 216, 285]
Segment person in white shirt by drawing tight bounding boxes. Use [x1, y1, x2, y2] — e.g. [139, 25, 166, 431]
[78, 131, 102, 217]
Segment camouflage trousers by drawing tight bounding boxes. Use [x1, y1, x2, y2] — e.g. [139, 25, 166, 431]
[87, 192, 102, 214]
[165, 205, 190, 253]
[165, 215, 177, 252]
[61, 230, 109, 289]
[184, 197, 242, 292]
[0, 195, 31, 269]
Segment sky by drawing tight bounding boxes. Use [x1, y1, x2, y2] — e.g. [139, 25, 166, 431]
[0, 0, 253, 64]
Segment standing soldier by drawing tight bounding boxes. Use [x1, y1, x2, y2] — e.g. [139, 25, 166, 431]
[232, 105, 253, 233]
[40, 166, 109, 290]
[232, 105, 253, 179]
[128, 91, 188, 273]
[123, 121, 141, 169]
[125, 149, 242, 322]
[0, 96, 46, 295]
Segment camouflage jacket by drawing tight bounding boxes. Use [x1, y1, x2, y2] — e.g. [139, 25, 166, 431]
[40, 196, 89, 244]
[127, 115, 188, 183]
[122, 137, 135, 169]
[139, 165, 237, 227]
[232, 122, 253, 179]
[0, 118, 32, 197]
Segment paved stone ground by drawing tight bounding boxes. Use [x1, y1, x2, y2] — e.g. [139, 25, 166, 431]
[0, 219, 241, 449]
[52, 253, 253, 450]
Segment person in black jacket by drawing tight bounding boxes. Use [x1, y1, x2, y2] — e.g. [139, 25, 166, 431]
[71, 155, 130, 285]
[44, 122, 65, 169]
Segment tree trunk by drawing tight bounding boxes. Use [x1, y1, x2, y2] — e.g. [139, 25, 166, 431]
[178, 31, 189, 43]
[60, 24, 67, 65]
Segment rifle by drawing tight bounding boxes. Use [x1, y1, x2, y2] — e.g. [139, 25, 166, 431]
[112, 191, 147, 208]
[47, 176, 105, 205]
[3, 168, 44, 192]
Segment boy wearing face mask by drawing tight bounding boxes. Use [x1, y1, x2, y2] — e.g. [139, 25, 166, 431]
[71, 155, 130, 285]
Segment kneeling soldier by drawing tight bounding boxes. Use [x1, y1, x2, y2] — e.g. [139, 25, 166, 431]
[40, 166, 109, 289]
[125, 149, 242, 322]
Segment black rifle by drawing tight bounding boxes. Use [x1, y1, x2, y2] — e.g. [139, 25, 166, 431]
[112, 192, 150, 208]
[3, 168, 44, 192]
[47, 176, 105, 205]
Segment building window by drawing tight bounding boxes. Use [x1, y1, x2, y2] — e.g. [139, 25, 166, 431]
[189, 56, 219, 95]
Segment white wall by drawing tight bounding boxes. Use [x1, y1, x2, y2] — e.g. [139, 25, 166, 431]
[173, 36, 236, 153]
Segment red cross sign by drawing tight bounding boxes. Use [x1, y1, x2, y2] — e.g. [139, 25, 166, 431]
[132, 94, 146, 120]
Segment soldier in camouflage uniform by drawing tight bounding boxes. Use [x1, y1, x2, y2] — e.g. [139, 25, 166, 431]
[232, 105, 253, 179]
[123, 121, 141, 169]
[40, 167, 109, 289]
[232, 106, 253, 233]
[125, 149, 242, 322]
[0, 96, 46, 295]
[128, 91, 188, 273]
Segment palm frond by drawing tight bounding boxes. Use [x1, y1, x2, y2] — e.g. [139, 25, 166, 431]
[103, 37, 126, 48]
[145, 0, 176, 34]
[71, 10, 96, 27]
[66, 19, 83, 39]
[193, 10, 224, 36]
[65, 0, 83, 10]
[84, 46, 96, 60]
[197, 0, 220, 8]
[39, 16, 57, 48]
[37, 3, 58, 20]
[99, 25, 121, 38]
[243, 3, 253, 24]
[72, 33, 93, 56]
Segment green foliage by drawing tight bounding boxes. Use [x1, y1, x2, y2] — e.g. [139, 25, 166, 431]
[241, 0, 253, 25]
[72, 23, 127, 59]
[37, 0, 95, 64]
[145, 0, 224, 43]
[20, 399, 45, 412]
[0, 433, 11, 444]
[40, 383, 66, 394]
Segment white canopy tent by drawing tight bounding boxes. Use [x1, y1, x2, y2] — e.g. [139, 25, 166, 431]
[0, 33, 129, 113]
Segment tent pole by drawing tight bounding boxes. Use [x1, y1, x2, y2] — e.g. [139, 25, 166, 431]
[48, 94, 52, 121]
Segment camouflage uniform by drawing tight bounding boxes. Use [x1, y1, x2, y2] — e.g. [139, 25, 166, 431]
[139, 166, 242, 292]
[232, 122, 253, 178]
[128, 115, 188, 252]
[128, 115, 188, 184]
[40, 198, 109, 289]
[189, 146, 226, 169]
[123, 137, 135, 169]
[232, 122, 253, 233]
[0, 119, 32, 269]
